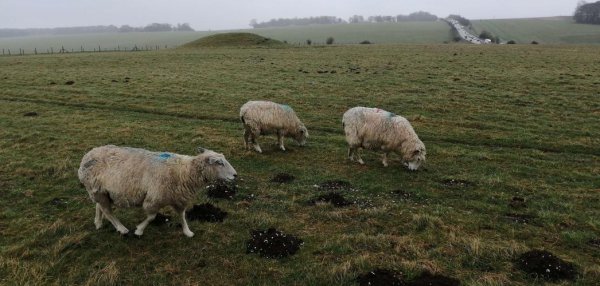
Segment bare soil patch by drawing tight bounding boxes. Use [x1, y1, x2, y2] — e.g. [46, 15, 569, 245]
[206, 183, 236, 200]
[270, 172, 295, 183]
[504, 213, 535, 224]
[187, 203, 227, 222]
[509, 196, 527, 209]
[440, 179, 474, 188]
[515, 250, 578, 281]
[309, 192, 352, 207]
[246, 228, 303, 259]
[317, 180, 354, 191]
[23, 112, 38, 117]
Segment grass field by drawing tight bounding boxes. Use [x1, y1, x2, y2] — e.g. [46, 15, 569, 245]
[472, 17, 600, 44]
[0, 21, 453, 54]
[0, 44, 599, 285]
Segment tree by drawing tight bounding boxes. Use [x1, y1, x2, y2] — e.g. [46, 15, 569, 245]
[175, 23, 194, 31]
[574, 1, 600, 24]
[326, 37, 334, 45]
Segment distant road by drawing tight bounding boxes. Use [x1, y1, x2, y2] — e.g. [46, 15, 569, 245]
[443, 18, 484, 44]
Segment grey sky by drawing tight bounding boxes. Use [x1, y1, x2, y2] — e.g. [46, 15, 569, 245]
[0, 0, 579, 30]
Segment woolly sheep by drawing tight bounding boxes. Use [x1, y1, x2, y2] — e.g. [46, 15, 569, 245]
[342, 107, 426, 170]
[240, 100, 308, 153]
[78, 145, 237, 237]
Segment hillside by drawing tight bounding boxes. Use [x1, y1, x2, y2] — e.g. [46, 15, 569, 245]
[471, 16, 600, 44]
[181, 33, 287, 48]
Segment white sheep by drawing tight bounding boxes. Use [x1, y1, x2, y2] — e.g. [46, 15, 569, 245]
[342, 107, 426, 170]
[239, 100, 308, 153]
[78, 145, 237, 237]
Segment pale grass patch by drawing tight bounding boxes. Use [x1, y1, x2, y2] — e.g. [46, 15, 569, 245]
[85, 261, 119, 286]
[471, 273, 511, 286]
[582, 264, 600, 282]
[412, 213, 443, 231]
[0, 257, 50, 285]
[52, 231, 90, 256]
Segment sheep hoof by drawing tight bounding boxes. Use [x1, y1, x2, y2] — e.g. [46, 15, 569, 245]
[134, 229, 144, 236]
[254, 146, 262, 153]
[280, 146, 286, 151]
[117, 227, 129, 235]
[95, 222, 103, 230]
[358, 159, 365, 165]
[184, 231, 194, 238]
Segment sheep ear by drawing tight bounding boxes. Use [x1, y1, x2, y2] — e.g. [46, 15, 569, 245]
[206, 157, 223, 165]
[413, 149, 421, 156]
[197, 147, 206, 154]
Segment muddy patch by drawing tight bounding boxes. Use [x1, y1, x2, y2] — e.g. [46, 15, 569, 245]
[356, 269, 404, 286]
[509, 196, 527, 209]
[150, 213, 172, 226]
[206, 183, 237, 200]
[270, 172, 295, 183]
[49, 197, 68, 207]
[515, 250, 578, 281]
[23, 112, 38, 117]
[246, 228, 303, 259]
[309, 192, 353, 207]
[504, 213, 535, 224]
[440, 179, 474, 188]
[408, 272, 461, 286]
[187, 203, 227, 222]
[65, 80, 75, 85]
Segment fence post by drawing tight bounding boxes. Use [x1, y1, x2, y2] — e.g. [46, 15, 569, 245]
[81, 46, 84, 52]
[8, 49, 11, 55]
[98, 45, 101, 52]
[34, 48, 37, 55]
[2, 48, 4, 55]
[51, 47, 53, 54]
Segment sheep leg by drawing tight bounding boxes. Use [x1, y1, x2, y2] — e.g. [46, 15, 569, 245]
[355, 148, 365, 165]
[348, 147, 355, 161]
[94, 192, 129, 235]
[277, 132, 286, 151]
[251, 130, 262, 153]
[134, 213, 157, 236]
[94, 203, 104, 229]
[243, 128, 251, 150]
[180, 209, 194, 238]
[382, 152, 389, 167]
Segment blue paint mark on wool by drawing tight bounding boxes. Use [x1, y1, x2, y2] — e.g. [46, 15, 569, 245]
[279, 104, 293, 112]
[157, 153, 173, 161]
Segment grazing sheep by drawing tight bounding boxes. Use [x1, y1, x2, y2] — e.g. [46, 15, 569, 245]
[342, 107, 426, 170]
[78, 145, 237, 237]
[240, 100, 308, 153]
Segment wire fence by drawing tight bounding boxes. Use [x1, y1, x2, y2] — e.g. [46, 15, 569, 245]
[0, 44, 174, 56]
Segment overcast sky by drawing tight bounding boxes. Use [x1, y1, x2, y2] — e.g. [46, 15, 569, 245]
[0, 0, 579, 30]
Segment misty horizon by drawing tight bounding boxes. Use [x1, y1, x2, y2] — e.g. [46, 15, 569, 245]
[0, 0, 579, 31]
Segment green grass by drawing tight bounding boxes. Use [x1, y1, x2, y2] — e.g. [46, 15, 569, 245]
[181, 33, 288, 48]
[0, 21, 453, 54]
[0, 44, 599, 285]
[472, 16, 600, 44]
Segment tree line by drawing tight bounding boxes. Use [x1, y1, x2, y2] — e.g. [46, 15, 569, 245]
[574, 1, 600, 24]
[0, 23, 194, 38]
[250, 11, 438, 28]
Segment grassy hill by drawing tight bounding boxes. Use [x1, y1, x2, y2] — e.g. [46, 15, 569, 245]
[0, 44, 599, 284]
[472, 16, 600, 44]
[181, 33, 287, 48]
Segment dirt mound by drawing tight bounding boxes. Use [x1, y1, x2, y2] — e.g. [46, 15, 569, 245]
[23, 112, 38, 117]
[187, 203, 227, 222]
[181, 33, 287, 48]
[309, 192, 352, 207]
[317, 180, 354, 191]
[356, 269, 405, 286]
[515, 250, 577, 281]
[271, 173, 295, 183]
[509, 196, 527, 209]
[408, 272, 461, 286]
[246, 228, 303, 259]
[206, 183, 236, 200]
[150, 213, 172, 226]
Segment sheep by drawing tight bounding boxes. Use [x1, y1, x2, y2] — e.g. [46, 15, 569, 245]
[78, 145, 237, 237]
[342, 107, 426, 170]
[240, 100, 308, 153]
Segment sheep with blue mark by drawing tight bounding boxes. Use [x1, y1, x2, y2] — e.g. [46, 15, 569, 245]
[342, 107, 426, 170]
[78, 145, 237, 237]
[240, 100, 308, 153]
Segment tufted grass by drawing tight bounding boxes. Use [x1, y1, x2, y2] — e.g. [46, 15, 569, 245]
[0, 44, 599, 285]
